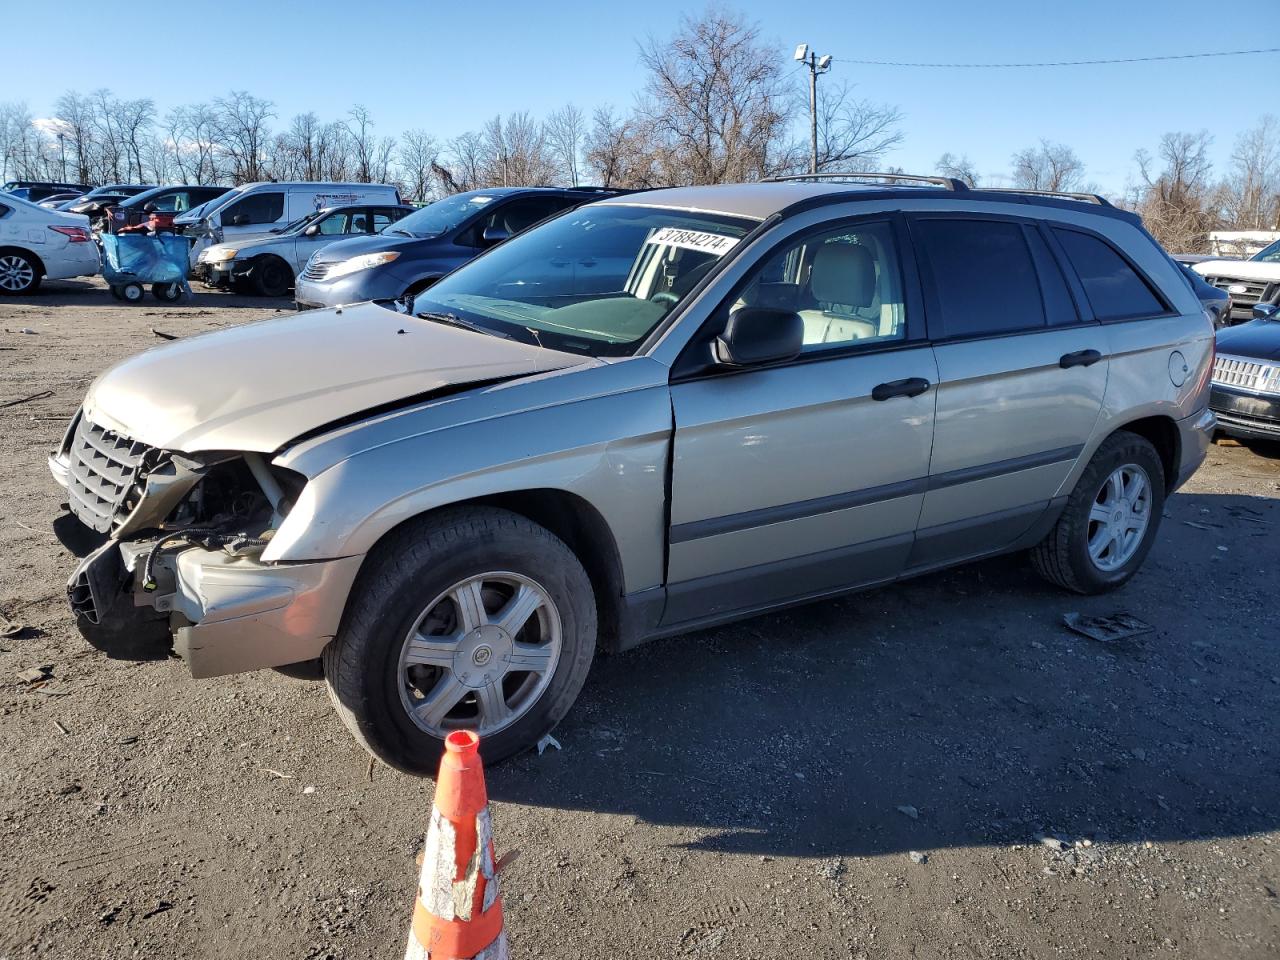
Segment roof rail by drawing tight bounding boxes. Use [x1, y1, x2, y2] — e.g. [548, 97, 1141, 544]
[979, 187, 1113, 207]
[765, 172, 969, 191]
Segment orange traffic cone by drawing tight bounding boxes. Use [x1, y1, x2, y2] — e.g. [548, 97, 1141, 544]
[405, 730, 509, 960]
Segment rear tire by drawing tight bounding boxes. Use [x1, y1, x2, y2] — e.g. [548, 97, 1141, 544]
[119, 282, 145, 303]
[323, 507, 597, 774]
[0, 251, 40, 295]
[1031, 431, 1165, 594]
[152, 282, 183, 301]
[251, 257, 292, 297]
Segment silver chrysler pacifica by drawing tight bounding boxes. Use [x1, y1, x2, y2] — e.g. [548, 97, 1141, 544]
[50, 174, 1217, 772]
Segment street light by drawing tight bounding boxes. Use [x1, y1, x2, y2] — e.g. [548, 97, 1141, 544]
[795, 44, 833, 174]
[57, 132, 66, 183]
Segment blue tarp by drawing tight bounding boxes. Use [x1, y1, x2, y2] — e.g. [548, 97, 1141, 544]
[100, 233, 189, 285]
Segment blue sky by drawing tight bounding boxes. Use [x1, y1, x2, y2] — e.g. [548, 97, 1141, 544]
[3, 0, 1275, 192]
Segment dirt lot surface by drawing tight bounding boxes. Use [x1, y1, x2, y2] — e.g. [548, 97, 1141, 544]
[1, 277, 1278, 959]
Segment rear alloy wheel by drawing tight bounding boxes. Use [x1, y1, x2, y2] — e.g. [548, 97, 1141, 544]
[0, 252, 39, 295]
[252, 257, 292, 297]
[1031, 431, 1166, 594]
[323, 507, 597, 773]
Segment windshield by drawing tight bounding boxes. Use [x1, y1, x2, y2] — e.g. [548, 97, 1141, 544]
[274, 210, 325, 234]
[189, 188, 242, 220]
[409, 204, 757, 357]
[388, 191, 507, 238]
[1251, 238, 1280, 263]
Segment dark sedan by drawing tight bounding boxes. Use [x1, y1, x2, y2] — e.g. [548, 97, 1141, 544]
[1210, 304, 1280, 441]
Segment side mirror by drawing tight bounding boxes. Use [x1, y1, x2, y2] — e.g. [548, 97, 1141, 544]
[714, 307, 804, 367]
[303, 224, 320, 237]
[481, 225, 510, 247]
[231, 213, 249, 226]
[1252, 303, 1278, 322]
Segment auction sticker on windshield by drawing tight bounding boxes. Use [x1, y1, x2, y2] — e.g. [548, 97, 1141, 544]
[646, 227, 740, 255]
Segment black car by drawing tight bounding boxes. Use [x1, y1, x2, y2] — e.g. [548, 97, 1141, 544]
[2, 180, 90, 203]
[64, 184, 154, 226]
[108, 185, 231, 233]
[1210, 303, 1280, 441]
[293, 186, 628, 309]
[1177, 261, 1231, 329]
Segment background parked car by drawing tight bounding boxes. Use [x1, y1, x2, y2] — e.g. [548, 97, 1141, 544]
[177, 182, 402, 266]
[0, 193, 98, 294]
[1210, 303, 1280, 442]
[65, 184, 155, 230]
[1, 180, 90, 203]
[293, 186, 623, 309]
[1177, 261, 1231, 328]
[106, 184, 229, 234]
[1194, 237, 1280, 323]
[195, 203, 414, 296]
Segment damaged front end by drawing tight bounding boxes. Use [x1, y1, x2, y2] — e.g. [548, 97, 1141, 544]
[50, 411, 359, 676]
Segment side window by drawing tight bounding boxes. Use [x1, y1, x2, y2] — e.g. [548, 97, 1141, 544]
[735, 220, 907, 351]
[349, 211, 371, 233]
[1052, 228, 1165, 321]
[372, 209, 400, 232]
[222, 191, 285, 226]
[0, 203, 10, 219]
[149, 191, 190, 213]
[486, 197, 567, 236]
[913, 218, 1045, 338]
[1025, 227, 1080, 326]
[317, 212, 352, 235]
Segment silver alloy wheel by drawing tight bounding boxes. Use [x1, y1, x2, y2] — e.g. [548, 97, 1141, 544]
[1086, 464, 1152, 572]
[397, 571, 562, 737]
[0, 255, 35, 292]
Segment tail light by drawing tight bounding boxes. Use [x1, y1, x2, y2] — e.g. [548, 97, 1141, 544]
[49, 225, 90, 243]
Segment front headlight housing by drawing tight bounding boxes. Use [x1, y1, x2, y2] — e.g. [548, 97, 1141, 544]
[206, 248, 238, 264]
[325, 251, 401, 280]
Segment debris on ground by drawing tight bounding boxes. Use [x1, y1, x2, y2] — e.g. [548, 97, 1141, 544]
[0, 390, 54, 409]
[150, 328, 179, 340]
[909, 851, 928, 864]
[1062, 612, 1153, 643]
[897, 804, 919, 820]
[17, 665, 52, 684]
[536, 733, 562, 755]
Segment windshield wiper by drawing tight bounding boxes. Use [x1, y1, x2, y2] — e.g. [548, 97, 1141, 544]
[416, 310, 511, 339]
[388, 229, 415, 237]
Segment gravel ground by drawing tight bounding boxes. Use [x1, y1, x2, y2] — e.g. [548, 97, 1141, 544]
[1, 277, 1278, 960]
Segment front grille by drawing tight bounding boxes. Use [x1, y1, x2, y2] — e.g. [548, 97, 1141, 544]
[1207, 276, 1272, 307]
[1212, 354, 1280, 396]
[301, 260, 331, 281]
[65, 414, 152, 533]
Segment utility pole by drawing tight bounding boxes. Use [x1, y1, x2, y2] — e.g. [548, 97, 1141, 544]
[794, 45, 832, 174]
[57, 132, 66, 182]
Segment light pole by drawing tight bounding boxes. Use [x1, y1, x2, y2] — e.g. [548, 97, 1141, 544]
[57, 132, 66, 182]
[794, 44, 832, 174]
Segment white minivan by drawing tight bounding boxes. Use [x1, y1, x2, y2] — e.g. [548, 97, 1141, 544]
[177, 182, 401, 265]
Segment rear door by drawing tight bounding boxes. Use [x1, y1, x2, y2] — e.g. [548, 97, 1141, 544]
[906, 214, 1108, 568]
[665, 215, 937, 625]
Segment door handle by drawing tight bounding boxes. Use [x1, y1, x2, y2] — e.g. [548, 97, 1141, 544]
[1059, 349, 1102, 369]
[871, 377, 931, 401]
[579, 258, 597, 267]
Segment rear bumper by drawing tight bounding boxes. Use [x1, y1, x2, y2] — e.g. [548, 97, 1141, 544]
[1210, 384, 1280, 440]
[44, 247, 102, 281]
[1172, 406, 1217, 490]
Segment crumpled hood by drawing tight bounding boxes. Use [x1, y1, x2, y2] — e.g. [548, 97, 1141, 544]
[83, 301, 588, 453]
[1193, 259, 1280, 282]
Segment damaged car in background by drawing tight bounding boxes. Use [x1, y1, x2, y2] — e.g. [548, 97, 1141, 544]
[51, 177, 1215, 773]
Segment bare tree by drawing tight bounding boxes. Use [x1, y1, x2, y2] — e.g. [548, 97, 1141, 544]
[1217, 115, 1280, 230]
[1133, 130, 1216, 251]
[214, 91, 275, 183]
[936, 152, 980, 187]
[545, 104, 586, 186]
[398, 129, 438, 201]
[1011, 140, 1085, 192]
[346, 105, 377, 182]
[584, 105, 657, 188]
[636, 9, 791, 184]
[115, 98, 154, 182]
[53, 91, 95, 184]
[803, 80, 903, 173]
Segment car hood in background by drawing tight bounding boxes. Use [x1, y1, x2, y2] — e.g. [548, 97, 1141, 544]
[1216, 320, 1280, 363]
[1193, 259, 1280, 282]
[83, 301, 589, 453]
[311, 232, 432, 264]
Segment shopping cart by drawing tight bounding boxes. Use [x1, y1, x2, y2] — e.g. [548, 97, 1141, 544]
[100, 233, 191, 303]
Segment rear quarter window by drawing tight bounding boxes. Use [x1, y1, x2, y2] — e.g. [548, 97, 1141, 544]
[1052, 228, 1165, 321]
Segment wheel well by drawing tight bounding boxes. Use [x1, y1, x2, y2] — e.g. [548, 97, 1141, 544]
[0, 246, 44, 277]
[403, 276, 440, 298]
[251, 253, 291, 273]
[364, 490, 627, 653]
[1115, 415, 1180, 492]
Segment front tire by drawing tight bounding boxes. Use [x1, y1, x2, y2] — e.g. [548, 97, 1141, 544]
[323, 507, 597, 774]
[1031, 431, 1165, 594]
[0, 251, 40, 295]
[251, 257, 292, 297]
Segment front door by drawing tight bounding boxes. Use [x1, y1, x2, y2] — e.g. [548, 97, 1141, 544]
[665, 216, 937, 626]
[905, 214, 1108, 568]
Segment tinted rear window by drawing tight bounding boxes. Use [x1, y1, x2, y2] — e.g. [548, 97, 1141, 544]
[913, 218, 1046, 338]
[1052, 228, 1164, 321]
